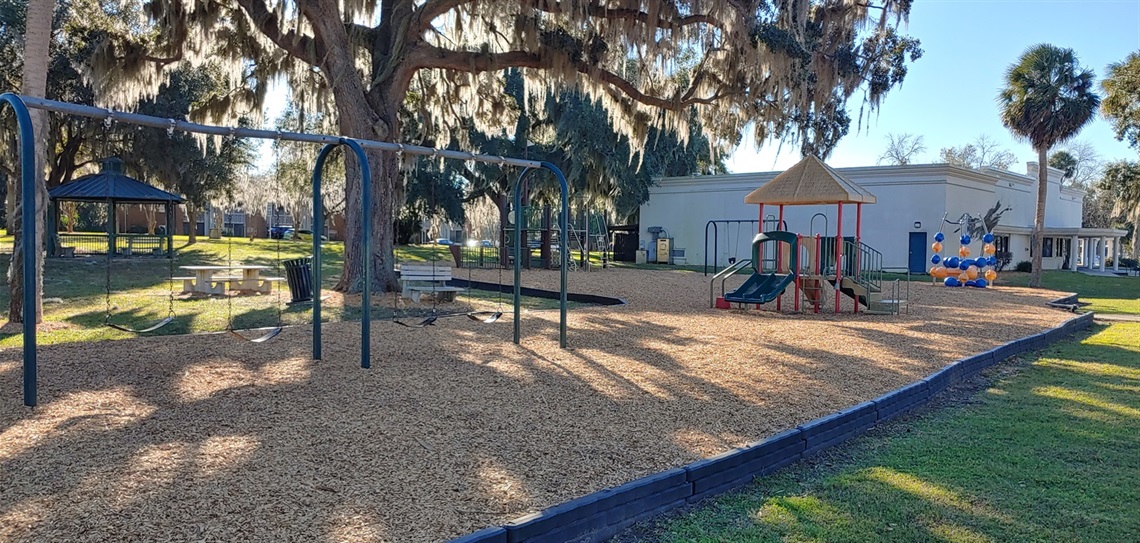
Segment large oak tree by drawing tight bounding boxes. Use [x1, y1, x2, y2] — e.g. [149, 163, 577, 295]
[94, 0, 920, 292]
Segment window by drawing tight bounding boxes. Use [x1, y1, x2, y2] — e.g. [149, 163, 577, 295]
[994, 235, 1009, 253]
[1043, 237, 1054, 258]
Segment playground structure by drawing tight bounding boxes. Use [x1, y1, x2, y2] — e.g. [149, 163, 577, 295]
[711, 155, 905, 315]
[929, 212, 1000, 287]
[1, 93, 573, 407]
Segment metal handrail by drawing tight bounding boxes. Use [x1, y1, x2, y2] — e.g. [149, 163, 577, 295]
[710, 259, 753, 307]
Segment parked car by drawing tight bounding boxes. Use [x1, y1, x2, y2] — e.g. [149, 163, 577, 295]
[293, 229, 329, 241]
[435, 238, 454, 245]
[268, 225, 293, 239]
[480, 239, 495, 247]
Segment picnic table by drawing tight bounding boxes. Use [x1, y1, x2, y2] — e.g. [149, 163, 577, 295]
[177, 265, 284, 295]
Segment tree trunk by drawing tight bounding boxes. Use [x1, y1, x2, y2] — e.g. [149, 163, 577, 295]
[7, 0, 52, 324]
[186, 203, 198, 244]
[1029, 147, 1048, 288]
[303, 0, 400, 293]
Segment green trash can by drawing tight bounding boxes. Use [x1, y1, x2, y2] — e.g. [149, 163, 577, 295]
[283, 257, 313, 303]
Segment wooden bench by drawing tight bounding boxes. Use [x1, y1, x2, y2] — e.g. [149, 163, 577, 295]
[398, 263, 464, 303]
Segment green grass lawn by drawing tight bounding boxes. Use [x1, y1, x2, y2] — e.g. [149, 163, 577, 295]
[0, 235, 573, 347]
[620, 268, 1140, 543]
[625, 322, 1140, 543]
[999, 270, 1140, 315]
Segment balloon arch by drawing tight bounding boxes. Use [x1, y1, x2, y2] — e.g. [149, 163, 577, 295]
[929, 212, 999, 288]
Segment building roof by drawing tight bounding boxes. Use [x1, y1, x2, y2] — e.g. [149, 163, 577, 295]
[48, 158, 184, 204]
[743, 155, 877, 205]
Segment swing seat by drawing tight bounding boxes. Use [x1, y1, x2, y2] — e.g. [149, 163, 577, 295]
[228, 326, 283, 343]
[106, 316, 174, 334]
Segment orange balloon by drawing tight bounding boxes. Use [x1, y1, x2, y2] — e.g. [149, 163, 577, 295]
[967, 266, 979, 280]
[985, 269, 997, 281]
[932, 242, 943, 253]
[930, 267, 940, 278]
[958, 272, 969, 282]
[933, 266, 948, 278]
[984, 243, 996, 255]
[959, 246, 971, 257]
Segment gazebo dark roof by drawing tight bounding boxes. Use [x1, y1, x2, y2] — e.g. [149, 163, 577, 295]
[49, 158, 183, 203]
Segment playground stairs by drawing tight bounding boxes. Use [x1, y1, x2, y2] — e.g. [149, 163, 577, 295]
[825, 240, 907, 315]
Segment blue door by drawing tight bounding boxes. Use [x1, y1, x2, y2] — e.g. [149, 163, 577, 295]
[909, 232, 928, 274]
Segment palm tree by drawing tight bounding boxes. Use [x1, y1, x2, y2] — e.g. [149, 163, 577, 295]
[999, 44, 1100, 287]
[8, 0, 53, 323]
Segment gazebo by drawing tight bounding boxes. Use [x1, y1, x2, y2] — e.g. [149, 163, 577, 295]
[48, 157, 182, 258]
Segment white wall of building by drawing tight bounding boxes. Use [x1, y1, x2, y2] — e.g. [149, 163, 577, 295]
[641, 162, 1085, 272]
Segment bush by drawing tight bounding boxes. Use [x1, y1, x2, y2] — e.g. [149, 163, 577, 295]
[1121, 257, 1139, 269]
[1014, 260, 1033, 273]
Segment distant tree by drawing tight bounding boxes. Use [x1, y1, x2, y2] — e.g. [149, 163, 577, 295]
[1082, 187, 1115, 229]
[939, 134, 1018, 170]
[1099, 160, 1140, 259]
[1049, 140, 1102, 188]
[877, 133, 926, 165]
[1102, 51, 1140, 150]
[122, 68, 254, 243]
[999, 44, 1100, 288]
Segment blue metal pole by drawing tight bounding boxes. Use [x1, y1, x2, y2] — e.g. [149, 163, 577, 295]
[541, 162, 571, 349]
[341, 139, 371, 369]
[511, 168, 532, 345]
[309, 139, 370, 368]
[311, 143, 337, 361]
[1, 93, 39, 407]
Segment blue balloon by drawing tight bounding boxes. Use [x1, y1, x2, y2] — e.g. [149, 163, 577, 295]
[975, 279, 988, 288]
[934, 232, 945, 242]
[944, 277, 960, 287]
[961, 258, 975, 268]
[983, 233, 995, 244]
[959, 260, 970, 270]
[965, 280, 977, 287]
[931, 254, 942, 264]
[988, 256, 997, 266]
[946, 257, 960, 269]
[960, 234, 972, 245]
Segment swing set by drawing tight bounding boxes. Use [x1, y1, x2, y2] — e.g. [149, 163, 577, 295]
[4, 93, 572, 407]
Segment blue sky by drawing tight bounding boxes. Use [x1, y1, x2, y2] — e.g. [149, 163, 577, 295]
[727, 0, 1140, 173]
[259, 1, 1140, 173]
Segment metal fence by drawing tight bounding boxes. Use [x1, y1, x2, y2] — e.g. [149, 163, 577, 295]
[56, 232, 170, 256]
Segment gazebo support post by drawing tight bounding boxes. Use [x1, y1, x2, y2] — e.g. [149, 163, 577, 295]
[107, 200, 116, 257]
[47, 199, 59, 257]
[165, 201, 175, 258]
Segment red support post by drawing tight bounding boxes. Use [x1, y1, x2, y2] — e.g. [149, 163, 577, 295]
[815, 233, 822, 313]
[757, 203, 764, 273]
[854, 202, 863, 314]
[794, 234, 801, 312]
[776, 205, 785, 311]
[835, 202, 843, 314]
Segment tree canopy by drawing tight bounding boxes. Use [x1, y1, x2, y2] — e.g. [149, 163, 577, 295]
[877, 132, 925, 165]
[999, 43, 1100, 288]
[82, 0, 922, 291]
[938, 135, 1017, 170]
[1102, 51, 1140, 150]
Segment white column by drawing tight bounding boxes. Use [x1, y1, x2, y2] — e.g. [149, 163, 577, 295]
[1099, 236, 1107, 271]
[1070, 235, 1079, 271]
[1113, 237, 1121, 271]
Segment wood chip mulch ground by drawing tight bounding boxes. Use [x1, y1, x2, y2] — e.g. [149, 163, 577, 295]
[0, 268, 1073, 542]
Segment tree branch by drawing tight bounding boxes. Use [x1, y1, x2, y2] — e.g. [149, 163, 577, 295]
[407, 45, 733, 111]
[235, 0, 322, 66]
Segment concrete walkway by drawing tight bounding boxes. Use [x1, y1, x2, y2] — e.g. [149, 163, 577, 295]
[1092, 313, 1140, 322]
[1075, 267, 1133, 278]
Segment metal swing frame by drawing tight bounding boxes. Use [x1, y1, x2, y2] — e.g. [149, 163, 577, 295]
[3, 93, 571, 407]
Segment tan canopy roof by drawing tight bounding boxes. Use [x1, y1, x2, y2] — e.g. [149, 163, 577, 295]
[744, 155, 877, 205]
